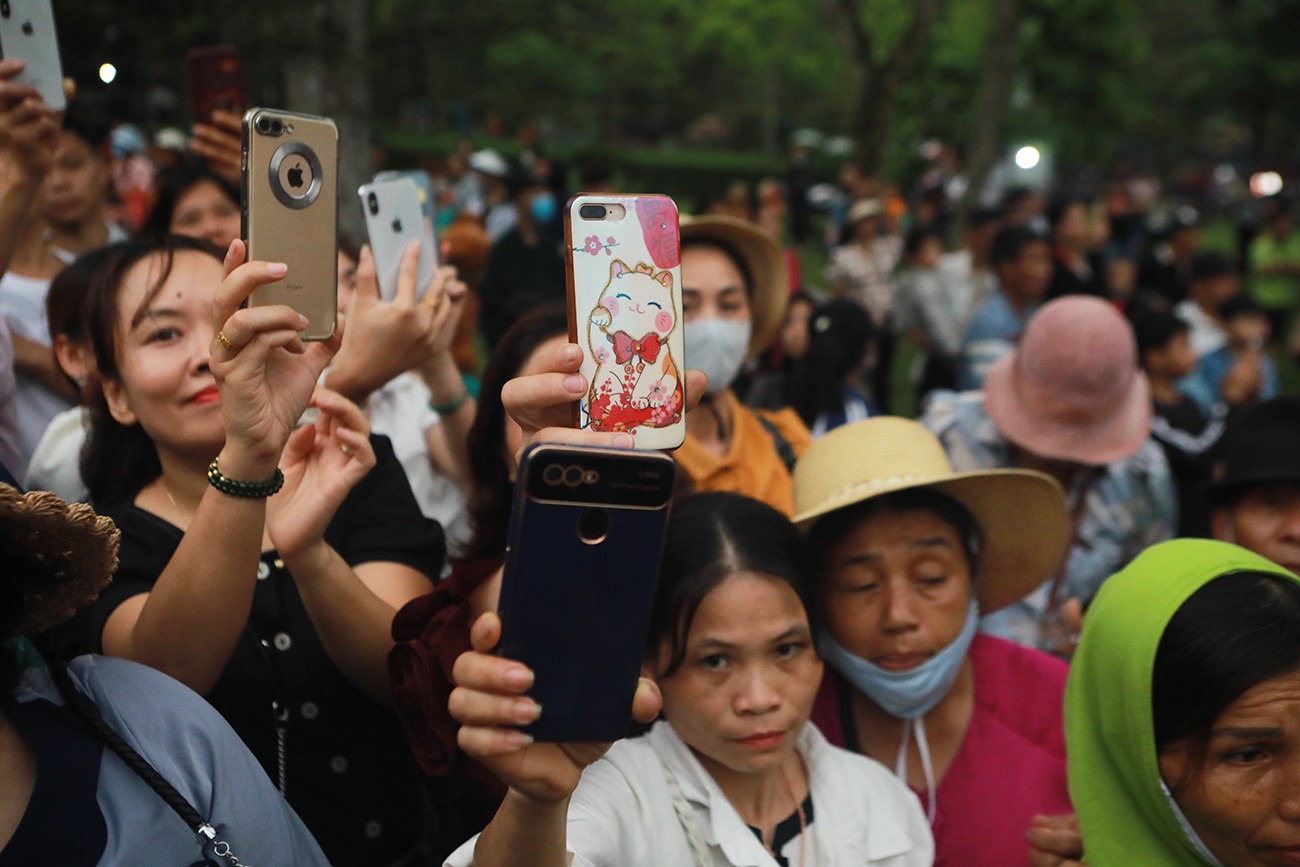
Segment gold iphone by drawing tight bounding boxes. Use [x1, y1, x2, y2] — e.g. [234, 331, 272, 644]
[241, 108, 338, 340]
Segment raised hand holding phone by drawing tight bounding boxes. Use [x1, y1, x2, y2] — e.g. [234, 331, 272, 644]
[0, 0, 65, 111]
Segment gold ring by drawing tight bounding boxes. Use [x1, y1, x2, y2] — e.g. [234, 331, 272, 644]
[217, 330, 235, 352]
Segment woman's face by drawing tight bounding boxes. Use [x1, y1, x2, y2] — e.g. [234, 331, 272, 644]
[819, 507, 973, 672]
[170, 179, 240, 249]
[101, 250, 227, 459]
[652, 573, 822, 779]
[1158, 668, 1300, 867]
[681, 245, 752, 326]
[781, 298, 813, 360]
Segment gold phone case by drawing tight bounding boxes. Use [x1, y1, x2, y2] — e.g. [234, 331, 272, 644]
[241, 108, 338, 340]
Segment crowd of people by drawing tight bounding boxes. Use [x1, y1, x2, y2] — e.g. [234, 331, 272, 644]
[4, 49, 1300, 867]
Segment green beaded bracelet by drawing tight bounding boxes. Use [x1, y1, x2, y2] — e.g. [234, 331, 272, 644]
[207, 457, 285, 498]
[429, 390, 470, 416]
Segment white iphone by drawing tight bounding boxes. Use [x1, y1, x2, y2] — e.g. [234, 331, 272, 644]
[0, 0, 65, 111]
[358, 176, 437, 301]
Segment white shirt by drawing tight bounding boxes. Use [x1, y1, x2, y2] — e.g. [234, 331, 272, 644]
[1174, 299, 1228, 359]
[0, 270, 72, 464]
[444, 721, 933, 867]
[24, 404, 89, 501]
[0, 317, 24, 476]
[367, 371, 470, 558]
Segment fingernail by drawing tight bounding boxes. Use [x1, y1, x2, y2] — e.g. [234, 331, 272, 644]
[504, 666, 533, 689]
[297, 314, 309, 329]
[563, 344, 581, 363]
[507, 731, 534, 749]
[514, 699, 540, 722]
[267, 262, 288, 277]
[614, 434, 633, 448]
[563, 374, 584, 393]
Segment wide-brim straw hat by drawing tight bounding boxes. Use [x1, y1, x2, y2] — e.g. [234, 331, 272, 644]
[680, 214, 789, 358]
[793, 417, 1070, 613]
[2, 484, 117, 635]
[984, 296, 1151, 466]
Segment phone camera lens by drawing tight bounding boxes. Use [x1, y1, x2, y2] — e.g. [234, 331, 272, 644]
[0, 2, 10, 19]
[255, 117, 271, 134]
[367, 192, 378, 215]
[270, 120, 284, 135]
[578, 204, 607, 220]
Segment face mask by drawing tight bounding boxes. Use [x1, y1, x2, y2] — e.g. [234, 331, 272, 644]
[816, 598, 979, 720]
[530, 192, 557, 224]
[685, 318, 751, 394]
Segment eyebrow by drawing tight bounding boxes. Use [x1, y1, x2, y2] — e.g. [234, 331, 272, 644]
[683, 285, 745, 297]
[690, 625, 810, 653]
[130, 308, 184, 330]
[1209, 727, 1285, 739]
[836, 535, 953, 568]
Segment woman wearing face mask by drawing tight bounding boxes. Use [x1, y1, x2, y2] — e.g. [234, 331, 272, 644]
[1065, 539, 1300, 867]
[443, 492, 933, 867]
[677, 215, 811, 516]
[794, 416, 1076, 866]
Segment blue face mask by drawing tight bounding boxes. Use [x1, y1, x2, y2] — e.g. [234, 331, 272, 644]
[816, 599, 979, 720]
[530, 192, 557, 224]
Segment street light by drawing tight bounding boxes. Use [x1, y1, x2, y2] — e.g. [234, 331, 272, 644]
[1015, 146, 1041, 170]
[99, 63, 117, 84]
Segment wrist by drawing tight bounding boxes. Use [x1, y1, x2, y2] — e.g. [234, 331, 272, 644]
[278, 538, 334, 576]
[214, 446, 282, 484]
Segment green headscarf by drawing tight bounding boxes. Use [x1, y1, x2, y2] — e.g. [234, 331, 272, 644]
[1064, 538, 1300, 866]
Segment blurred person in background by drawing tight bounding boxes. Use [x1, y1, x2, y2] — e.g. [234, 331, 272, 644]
[1137, 212, 1200, 308]
[788, 298, 878, 437]
[1247, 197, 1300, 341]
[894, 226, 972, 398]
[143, 163, 240, 250]
[1046, 197, 1108, 299]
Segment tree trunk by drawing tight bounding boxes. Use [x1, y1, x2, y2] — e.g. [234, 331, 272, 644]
[960, 0, 1022, 220]
[282, 0, 369, 241]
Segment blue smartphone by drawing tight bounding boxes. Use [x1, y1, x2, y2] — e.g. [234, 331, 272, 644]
[496, 443, 676, 742]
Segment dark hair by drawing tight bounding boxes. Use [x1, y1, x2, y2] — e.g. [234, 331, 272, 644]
[681, 235, 754, 300]
[143, 163, 239, 240]
[60, 104, 111, 153]
[1190, 251, 1234, 282]
[990, 226, 1048, 268]
[0, 529, 44, 694]
[805, 488, 981, 588]
[903, 226, 942, 259]
[81, 236, 226, 506]
[45, 247, 118, 392]
[1129, 307, 1189, 360]
[968, 207, 1003, 231]
[1152, 572, 1300, 786]
[647, 492, 812, 678]
[463, 304, 570, 559]
[337, 231, 361, 265]
[1219, 292, 1267, 323]
[1046, 197, 1087, 234]
[789, 299, 875, 427]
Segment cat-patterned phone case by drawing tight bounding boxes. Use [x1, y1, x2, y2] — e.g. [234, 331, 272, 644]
[565, 194, 685, 451]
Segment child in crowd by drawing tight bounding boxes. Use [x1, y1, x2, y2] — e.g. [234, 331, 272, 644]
[1182, 293, 1279, 413]
[1131, 306, 1225, 537]
[893, 226, 970, 396]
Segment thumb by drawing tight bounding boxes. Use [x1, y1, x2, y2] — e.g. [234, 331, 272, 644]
[470, 611, 502, 654]
[631, 676, 662, 724]
[352, 246, 380, 311]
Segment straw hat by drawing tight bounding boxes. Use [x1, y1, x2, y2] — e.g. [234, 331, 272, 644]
[680, 214, 789, 358]
[1, 485, 117, 635]
[983, 296, 1150, 466]
[793, 417, 1070, 613]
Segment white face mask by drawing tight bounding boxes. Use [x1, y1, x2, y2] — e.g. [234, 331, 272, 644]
[684, 318, 751, 394]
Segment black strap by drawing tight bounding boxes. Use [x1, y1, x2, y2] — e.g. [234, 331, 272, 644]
[755, 413, 798, 473]
[48, 659, 244, 865]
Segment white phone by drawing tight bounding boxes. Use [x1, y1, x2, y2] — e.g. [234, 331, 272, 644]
[0, 0, 65, 111]
[358, 176, 436, 301]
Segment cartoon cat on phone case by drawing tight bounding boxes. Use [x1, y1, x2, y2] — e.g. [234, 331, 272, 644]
[586, 259, 683, 434]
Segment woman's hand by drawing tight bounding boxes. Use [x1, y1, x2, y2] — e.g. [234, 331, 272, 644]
[501, 343, 708, 466]
[327, 244, 465, 403]
[450, 612, 662, 804]
[267, 388, 375, 559]
[189, 108, 243, 186]
[1027, 813, 1085, 867]
[210, 239, 340, 476]
[0, 60, 58, 183]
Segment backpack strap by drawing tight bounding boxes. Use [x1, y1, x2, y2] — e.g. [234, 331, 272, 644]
[755, 413, 798, 473]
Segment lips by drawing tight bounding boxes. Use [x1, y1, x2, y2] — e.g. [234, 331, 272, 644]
[736, 730, 786, 750]
[1264, 846, 1300, 867]
[192, 385, 221, 405]
[874, 652, 931, 671]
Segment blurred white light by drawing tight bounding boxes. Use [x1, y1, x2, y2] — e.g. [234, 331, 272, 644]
[99, 63, 117, 84]
[1014, 146, 1041, 170]
[1251, 171, 1284, 198]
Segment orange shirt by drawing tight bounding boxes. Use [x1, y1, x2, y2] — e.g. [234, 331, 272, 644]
[675, 389, 811, 515]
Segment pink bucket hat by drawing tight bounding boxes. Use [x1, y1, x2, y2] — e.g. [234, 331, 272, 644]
[983, 296, 1151, 465]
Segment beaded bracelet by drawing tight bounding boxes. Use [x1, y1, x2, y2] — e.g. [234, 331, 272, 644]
[429, 390, 471, 416]
[207, 457, 285, 498]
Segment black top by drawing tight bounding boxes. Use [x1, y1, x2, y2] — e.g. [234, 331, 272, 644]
[478, 225, 566, 347]
[71, 435, 445, 866]
[1150, 396, 1226, 537]
[0, 697, 106, 867]
[746, 794, 816, 867]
